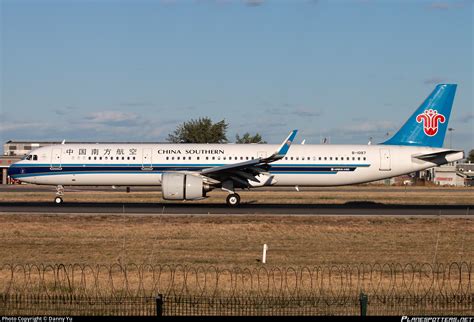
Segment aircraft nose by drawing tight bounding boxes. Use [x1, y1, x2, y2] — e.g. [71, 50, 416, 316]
[7, 163, 21, 177]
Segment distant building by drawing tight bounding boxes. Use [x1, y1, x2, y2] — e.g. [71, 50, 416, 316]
[432, 163, 465, 186]
[3, 140, 62, 156]
[0, 156, 21, 184]
[456, 162, 474, 186]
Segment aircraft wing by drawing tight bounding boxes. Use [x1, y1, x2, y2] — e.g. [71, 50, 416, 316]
[200, 130, 298, 188]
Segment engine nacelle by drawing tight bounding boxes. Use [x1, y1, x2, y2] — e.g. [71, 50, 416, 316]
[161, 172, 207, 200]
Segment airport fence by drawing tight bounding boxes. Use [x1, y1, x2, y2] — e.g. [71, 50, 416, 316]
[0, 262, 472, 315]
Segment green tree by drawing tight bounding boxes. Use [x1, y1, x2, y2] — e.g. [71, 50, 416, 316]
[167, 117, 229, 143]
[235, 132, 266, 144]
[467, 149, 474, 163]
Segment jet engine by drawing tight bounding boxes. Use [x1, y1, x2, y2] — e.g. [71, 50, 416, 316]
[161, 172, 209, 200]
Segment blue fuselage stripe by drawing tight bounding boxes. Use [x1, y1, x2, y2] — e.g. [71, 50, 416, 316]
[8, 163, 370, 178]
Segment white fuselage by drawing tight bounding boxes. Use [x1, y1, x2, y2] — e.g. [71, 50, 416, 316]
[9, 143, 463, 187]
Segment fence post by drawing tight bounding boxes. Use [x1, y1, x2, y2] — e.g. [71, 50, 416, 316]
[359, 292, 368, 316]
[156, 294, 163, 316]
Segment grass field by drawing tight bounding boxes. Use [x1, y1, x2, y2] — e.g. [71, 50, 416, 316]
[1, 186, 472, 298]
[0, 212, 472, 266]
[1, 185, 473, 205]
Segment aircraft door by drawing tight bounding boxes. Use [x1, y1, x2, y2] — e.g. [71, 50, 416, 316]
[142, 148, 153, 170]
[51, 148, 62, 170]
[379, 148, 391, 171]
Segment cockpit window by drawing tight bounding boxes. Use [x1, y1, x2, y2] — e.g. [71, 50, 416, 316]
[24, 154, 38, 161]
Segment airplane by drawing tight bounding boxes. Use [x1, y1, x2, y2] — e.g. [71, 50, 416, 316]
[8, 84, 464, 207]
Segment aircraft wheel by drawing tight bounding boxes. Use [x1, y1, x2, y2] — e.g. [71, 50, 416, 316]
[226, 193, 240, 207]
[54, 196, 63, 205]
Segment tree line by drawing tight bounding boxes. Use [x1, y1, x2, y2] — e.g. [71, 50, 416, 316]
[167, 117, 266, 144]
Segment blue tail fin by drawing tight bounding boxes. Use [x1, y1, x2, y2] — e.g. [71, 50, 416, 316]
[382, 84, 457, 148]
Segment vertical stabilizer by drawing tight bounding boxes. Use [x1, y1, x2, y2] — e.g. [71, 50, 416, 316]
[382, 84, 457, 148]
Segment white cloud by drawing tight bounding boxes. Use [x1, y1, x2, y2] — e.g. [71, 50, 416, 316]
[427, 1, 469, 10]
[339, 120, 397, 136]
[245, 0, 264, 6]
[423, 77, 445, 85]
[84, 111, 140, 125]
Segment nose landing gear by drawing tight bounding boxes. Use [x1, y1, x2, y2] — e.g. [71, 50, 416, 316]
[54, 185, 64, 205]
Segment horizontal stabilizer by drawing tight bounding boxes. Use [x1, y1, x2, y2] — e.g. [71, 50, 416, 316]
[412, 150, 464, 163]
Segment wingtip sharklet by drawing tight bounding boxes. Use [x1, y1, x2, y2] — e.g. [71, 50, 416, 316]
[276, 129, 298, 157]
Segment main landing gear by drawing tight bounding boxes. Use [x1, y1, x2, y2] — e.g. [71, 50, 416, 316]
[226, 193, 240, 207]
[54, 185, 64, 205]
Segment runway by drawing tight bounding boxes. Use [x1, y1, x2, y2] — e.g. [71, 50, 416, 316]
[1, 185, 473, 193]
[0, 201, 472, 216]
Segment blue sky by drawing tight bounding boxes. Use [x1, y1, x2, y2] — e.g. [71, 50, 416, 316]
[1, 0, 472, 154]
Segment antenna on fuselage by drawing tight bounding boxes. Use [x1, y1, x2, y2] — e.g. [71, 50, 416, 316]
[61, 139, 66, 145]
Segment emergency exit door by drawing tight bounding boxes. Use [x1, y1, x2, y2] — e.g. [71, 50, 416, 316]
[379, 148, 391, 171]
[51, 148, 62, 170]
[142, 148, 153, 170]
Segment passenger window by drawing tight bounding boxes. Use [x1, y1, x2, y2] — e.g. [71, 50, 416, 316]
[206, 156, 209, 160]
[88, 157, 91, 160]
[171, 157, 175, 160]
[358, 157, 361, 160]
[33, 155, 38, 161]
[240, 157, 243, 160]
[197, 157, 200, 160]
[335, 157, 338, 161]
[189, 156, 191, 160]
[212, 157, 215, 160]
[330, 157, 333, 160]
[290, 157, 293, 160]
[307, 157, 310, 160]
[127, 157, 130, 160]
[223, 157, 226, 160]
[94, 157, 97, 160]
[347, 157, 350, 161]
[363, 157, 366, 161]
[246, 157, 249, 160]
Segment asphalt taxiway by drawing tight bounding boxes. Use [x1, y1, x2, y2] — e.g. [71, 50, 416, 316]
[0, 201, 472, 217]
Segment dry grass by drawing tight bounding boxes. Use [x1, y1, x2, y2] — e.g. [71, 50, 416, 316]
[1, 185, 473, 205]
[0, 213, 472, 266]
[1, 186, 472, 297]
[1, 213, 472, 299]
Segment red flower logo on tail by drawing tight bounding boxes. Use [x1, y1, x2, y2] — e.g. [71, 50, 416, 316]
[416, 109, 446, 136]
